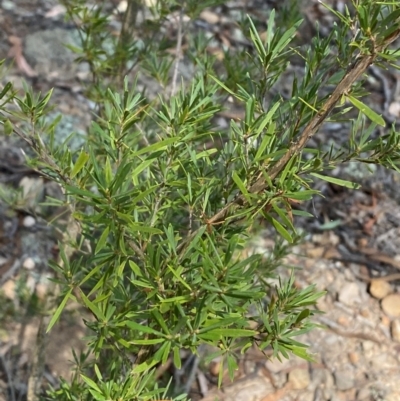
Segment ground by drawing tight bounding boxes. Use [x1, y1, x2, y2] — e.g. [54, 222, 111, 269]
[0, 1, 400, 401]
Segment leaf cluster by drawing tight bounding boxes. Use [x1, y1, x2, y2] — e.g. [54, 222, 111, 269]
[1, 1, 400, 400]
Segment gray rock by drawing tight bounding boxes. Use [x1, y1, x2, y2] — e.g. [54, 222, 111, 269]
[288, 367, 311, 390]
[24, 28, 89, 80]
[338, 282, 360, 306]
[391, 319, 400, 343]
[2, 0, 14, 10]
[334, 369, 355, 391]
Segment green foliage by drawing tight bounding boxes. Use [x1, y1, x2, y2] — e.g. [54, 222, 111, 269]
[1, 0, 400, 400]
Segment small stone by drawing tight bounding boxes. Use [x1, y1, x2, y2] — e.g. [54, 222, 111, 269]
[209, 358, 222, 376]
[330, 392, 348, 401]
[348, 352, 359, 365]
[337, 316, 350, 327]
[391, 319, 400, 343]
[2, 280, 16, 299]
[381, 315, 391, 327]
[381, 293, 400, 317]
[322, 370, 335, 400]
[22, 215, 36, 228]
[362, 340, 376, 352]
[389, 101, 400, 117]
[328, 232, 340, 246]
[199, 10, 220, 24]
[1, 0, 14, 10]
[386, 390, 400, 401]
[357, 237, 369, 248]
[23, 257, 35, 270]
[338, 282, 360, 306]
[370, 353, 398, 371]
[306, 246, 325, 258]
[288, 367, 310, 390]
[343, 389, 357, 400]
[26, 275, 36, 293]
[334, 369, 355, 391]
[35, 282, 48, 300]
[19, 177, 44, 209]
[357, 387, 371, 400]
[369, 279, 392, 299]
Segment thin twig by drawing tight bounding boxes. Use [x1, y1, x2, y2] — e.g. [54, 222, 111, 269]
[171, 8, 184, 97]
[183, 353, 201, 396]
[175, 29, 400, 257]
[0, 259, 21, 286]
[0, 352, 16, 401]
[207, 29, 400, 226]
[6, 124, 71, 186]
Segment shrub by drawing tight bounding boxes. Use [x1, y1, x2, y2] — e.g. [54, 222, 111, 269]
[1, 0, 400, 400]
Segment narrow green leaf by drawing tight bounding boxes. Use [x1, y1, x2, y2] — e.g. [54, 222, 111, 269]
[195, 148, 218, 159]
[319, 1, 350, 26]
[125, 321, 163, 336]
[71, 150, 89, 178]
[130, 184, 159, 206]
[162, 340, 171, 364]
[129, 137, 179, 157]
[46, 289, 72, 333]
[255, 129, 273, 161]
[248, 17, 267, 59]
[272, 203, 296, 232]
[128, 223, 163, 234]
[167, 264, 192, 290]
[255, 101, 280, 135]
[295, 309, 310, 325]
[65, 185, 102, 199]
[81, 262, 104, 288]
[80, 374, 102, 393]
[130, 338, 165, 345]
[271, 21, 303, 58]
[278, 154, 296, 186]
[131, 159, 155, 182]
[104, 157, 113, 186]
[291, 345, 315, 362]
[79, 289, 106, 321]
[232, 172, 249, 199]
[209, 75, 237, 97]
[202, 328, 257, 338]
[4, 119, 13, 136]
[0, 82, 12, 99]
[95, 226, 110, 255]
[292, 210, 314, 217]
[317, 219, 343, 230]
[151, 309, 170, 334]
[158, 295, 191, 304]
[110, 161, 134, 193]
[198, 317, 241, 334]
[265, 215, 293, 243]
[227, 354, 238, 381]
[266, 9, 275, 50]
[173, 346, 182, 369]
[132, 342, 167, 374]
[310, 172, 361, 189]
[347, 95, 385, 126]
[37, 88, 54, 110]
[284, 190, 318, 201]
[94, 364, 103, 381]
